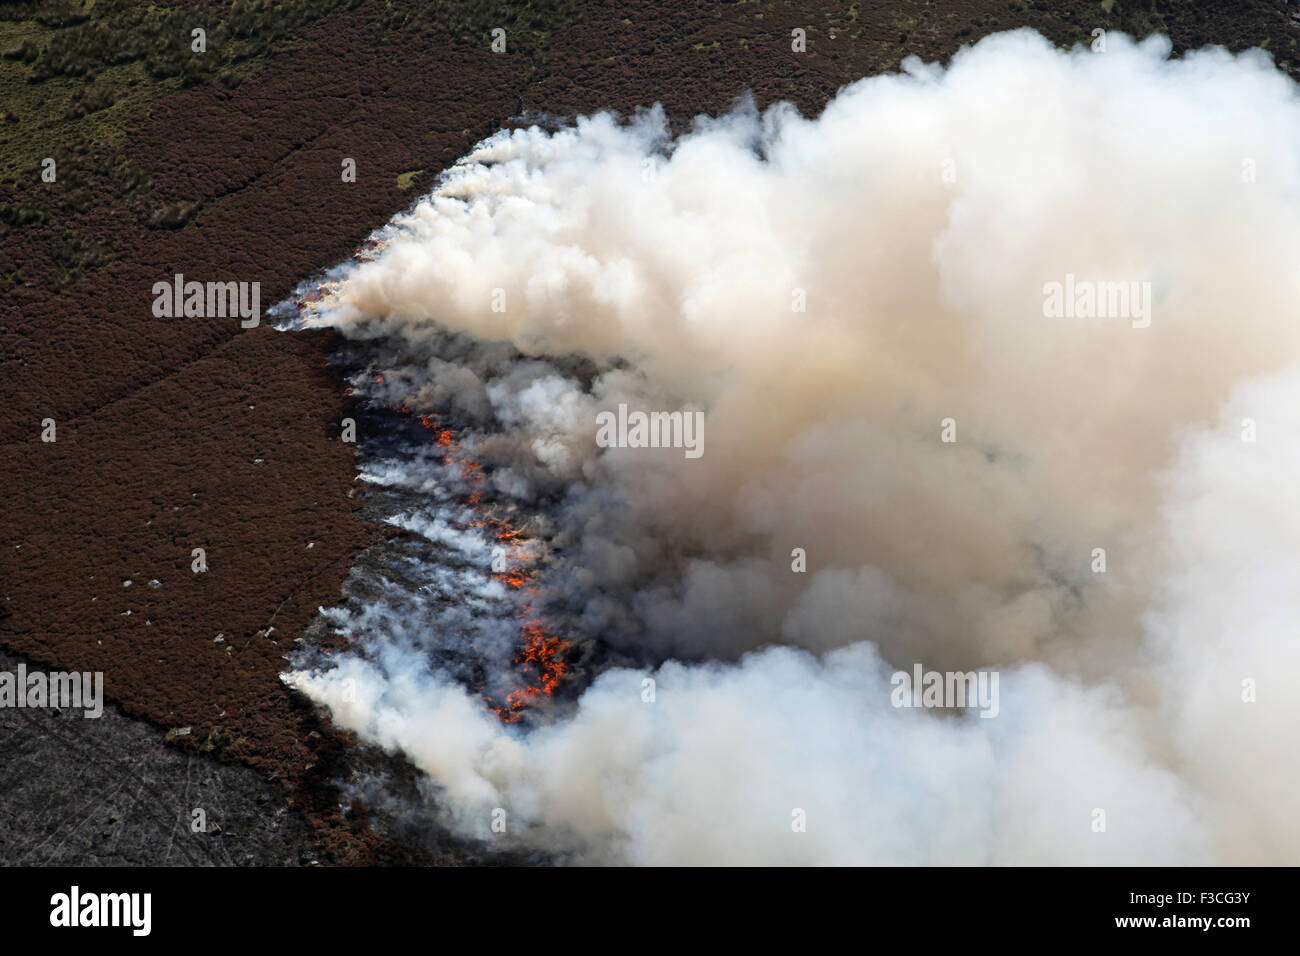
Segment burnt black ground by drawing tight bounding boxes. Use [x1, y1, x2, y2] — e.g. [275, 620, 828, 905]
[0, 649, 314, 865]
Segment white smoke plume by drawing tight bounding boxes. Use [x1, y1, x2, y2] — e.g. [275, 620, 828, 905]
[282, 29, 1300, 864]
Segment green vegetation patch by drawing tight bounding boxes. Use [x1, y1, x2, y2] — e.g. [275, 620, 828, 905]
[0, 0, 364, 185]
[396, 167, 426, 189]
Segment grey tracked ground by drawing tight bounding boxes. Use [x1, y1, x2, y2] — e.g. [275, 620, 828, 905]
[0, 650, 316, 866]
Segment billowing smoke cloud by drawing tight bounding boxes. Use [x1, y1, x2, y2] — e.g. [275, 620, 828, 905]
[281, 29, 1300, 864]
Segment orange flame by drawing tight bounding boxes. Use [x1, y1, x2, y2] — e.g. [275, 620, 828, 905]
[384, 400, 570, 722]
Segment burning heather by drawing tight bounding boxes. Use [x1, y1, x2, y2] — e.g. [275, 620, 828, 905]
[275, 30, 1300, 864]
